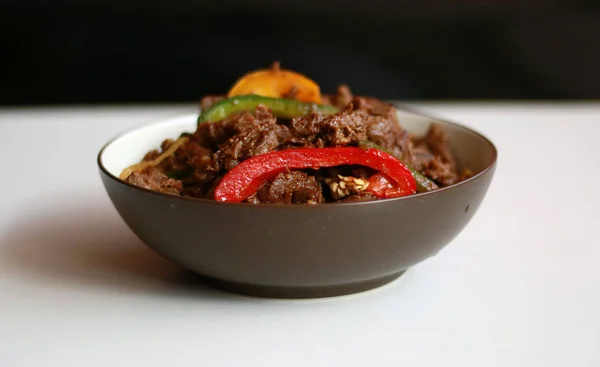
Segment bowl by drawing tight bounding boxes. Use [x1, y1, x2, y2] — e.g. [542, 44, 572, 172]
[98, 108, 497, 299]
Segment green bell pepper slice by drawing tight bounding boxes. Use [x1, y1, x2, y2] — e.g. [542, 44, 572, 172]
[198, 95, 339, 124]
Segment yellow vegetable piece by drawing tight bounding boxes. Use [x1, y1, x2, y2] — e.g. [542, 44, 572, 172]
[227, 62, 322, 104]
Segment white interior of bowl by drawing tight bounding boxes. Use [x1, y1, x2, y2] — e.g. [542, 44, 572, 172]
[100, 111, 494, 178]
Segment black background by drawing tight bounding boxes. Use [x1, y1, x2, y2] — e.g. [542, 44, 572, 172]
[2, 0, 600, 105]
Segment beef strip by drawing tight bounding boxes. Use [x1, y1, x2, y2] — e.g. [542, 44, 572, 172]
[322, 84, 354, 110]
[282, 106, 410, 159]
[412, 124, 459, 186]
[351, 96, 398, 122]
[246, 171, 324, 204]
[126, 167, 182, 195]
[155, 138, 217, 198]
[423, 158, 458, 186]
[317, 87, 412, 158]
[409, 145, 435, 172]
[205, 105, 290, 172]
[284, 109, 370, 147]
[423, 124, 456, 169]
[323, 85, 401, 128]
[176, 105, 290, 198]
[349, 96, 415, 160]
[281, 110, 411, 162]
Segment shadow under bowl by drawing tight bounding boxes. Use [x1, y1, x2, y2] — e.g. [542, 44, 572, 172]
[98, 108, 497, 299]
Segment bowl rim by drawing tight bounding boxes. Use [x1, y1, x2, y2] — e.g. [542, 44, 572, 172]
[98, 106, 498, 209]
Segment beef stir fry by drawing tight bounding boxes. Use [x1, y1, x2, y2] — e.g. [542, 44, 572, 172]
[121, 63, 470, 204]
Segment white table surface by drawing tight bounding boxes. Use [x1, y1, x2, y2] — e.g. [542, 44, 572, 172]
[0, 103, 598, 367]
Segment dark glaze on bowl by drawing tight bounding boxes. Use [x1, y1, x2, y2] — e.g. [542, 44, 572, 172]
[98, 109, 497, 298]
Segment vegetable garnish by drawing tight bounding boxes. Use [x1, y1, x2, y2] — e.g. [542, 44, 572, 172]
[227, 62, 322, 103]
[358, 140, 439, 193]
[198, 95, 338, 124]
[214, 147, 417, 203]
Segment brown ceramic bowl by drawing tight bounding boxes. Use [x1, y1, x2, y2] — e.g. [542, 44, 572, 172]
[98, 108, 497, 299]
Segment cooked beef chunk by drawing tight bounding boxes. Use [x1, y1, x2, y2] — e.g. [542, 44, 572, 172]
[350, 96, 413, 159]
[126, 167, 182, 195]
[365, 115, 410, 159]
[165, 105, 290, 198]
[171, 139, 217, 187]
[323, 84, 354, 110]
[283, 107, 409, 159]
[247, 171, 324, 204]
[284, 109, 369, 147]
[157, 139, 200, 173]
[412, 124, 459, 185]
[423, 158, 458, 186]
[174, 140, 213, 172]
[351, 96, 398, 122]
[409, 145, 436, 172]
[423, 124, 456, 170]
[202, 105, 290, 171]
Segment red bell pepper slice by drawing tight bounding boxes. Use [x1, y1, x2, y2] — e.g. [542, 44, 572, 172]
[365, 173, 409, 199]
[214, 147, 417, 203]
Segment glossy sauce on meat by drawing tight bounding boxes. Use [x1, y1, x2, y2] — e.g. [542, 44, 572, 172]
[127, 86, 465, 203]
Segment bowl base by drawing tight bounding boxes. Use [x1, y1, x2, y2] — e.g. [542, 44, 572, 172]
[197, 270, 406, 299]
